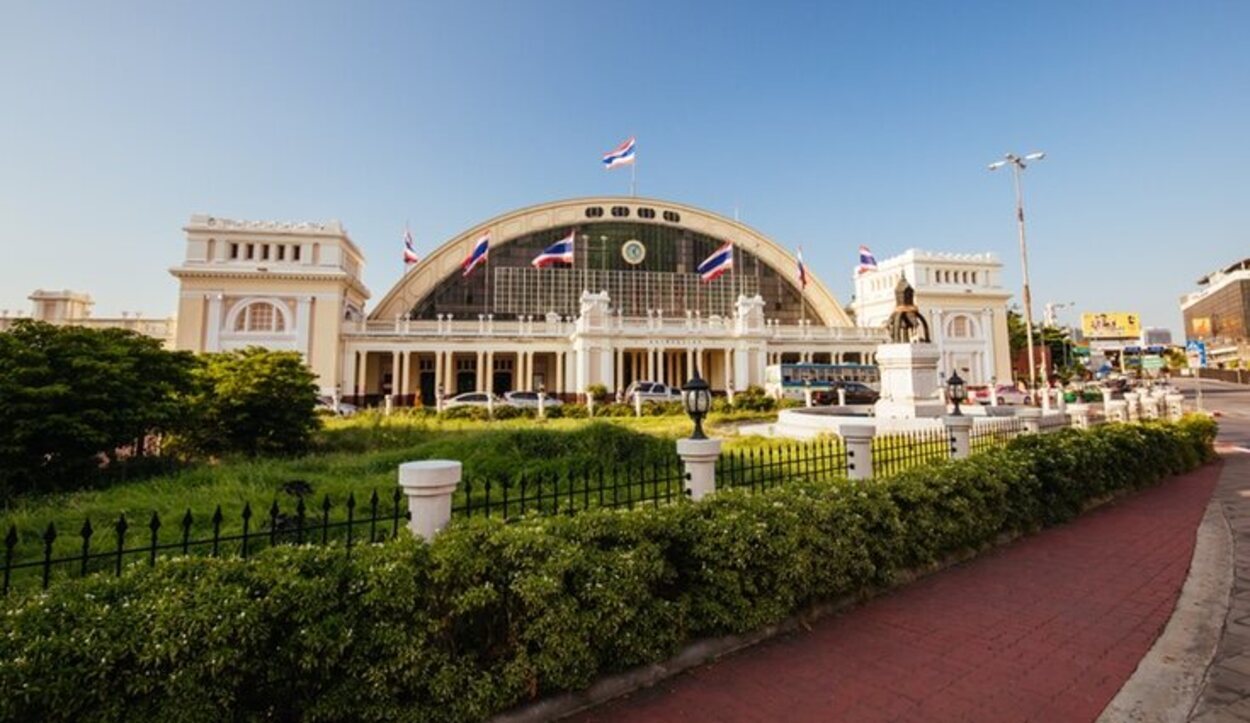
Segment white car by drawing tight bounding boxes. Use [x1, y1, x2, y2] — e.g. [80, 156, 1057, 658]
[973, 384, 1033, 406]
[316, 395, 358, 417]
[444, 392, 503, 408]
[502, 390, 563, 408]
[624, 381, 682, 404]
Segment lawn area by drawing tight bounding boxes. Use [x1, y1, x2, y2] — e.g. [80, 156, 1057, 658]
[0, 410, 781, 583]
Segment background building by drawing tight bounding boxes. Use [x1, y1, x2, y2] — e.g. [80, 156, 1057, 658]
[852, 249, 1013, 385]
[1181, 258, 1250, 368]
[0, 289, 176, 346]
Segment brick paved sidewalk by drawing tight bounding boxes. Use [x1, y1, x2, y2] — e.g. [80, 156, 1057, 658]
[575, 463, 1222, 723]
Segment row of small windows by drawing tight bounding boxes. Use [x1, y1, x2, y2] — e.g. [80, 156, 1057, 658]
[583, 206, 681, 224]
[226, 241, 303, 263]
[934, 269, 979, 285]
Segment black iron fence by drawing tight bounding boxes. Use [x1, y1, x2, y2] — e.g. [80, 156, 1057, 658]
[970, 418, 1024, 454]
[3, 489, 409, 596]
[872, 428, 952, 478]
[717, 437, 848, 491]
[452, 455, 689, 520]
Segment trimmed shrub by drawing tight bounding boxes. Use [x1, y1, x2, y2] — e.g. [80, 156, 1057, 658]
[0, 418, 1216, 722]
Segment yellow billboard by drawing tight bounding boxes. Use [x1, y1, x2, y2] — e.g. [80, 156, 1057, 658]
[1081, 312, 1141, 339]
[1191, 316, 1212, 337]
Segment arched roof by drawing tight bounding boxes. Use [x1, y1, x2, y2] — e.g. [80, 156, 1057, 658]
[370, 196, 852, 326]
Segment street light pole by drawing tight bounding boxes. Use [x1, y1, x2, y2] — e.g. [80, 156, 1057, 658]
[989, 152, 1046, 396]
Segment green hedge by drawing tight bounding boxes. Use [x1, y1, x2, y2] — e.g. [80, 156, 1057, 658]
[0, 417, 1216, 722]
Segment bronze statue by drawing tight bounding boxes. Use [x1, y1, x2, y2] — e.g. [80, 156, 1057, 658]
[886, 276, 931, 343]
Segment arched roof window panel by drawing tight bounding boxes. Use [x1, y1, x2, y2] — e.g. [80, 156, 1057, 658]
[232, 300, 287, 333]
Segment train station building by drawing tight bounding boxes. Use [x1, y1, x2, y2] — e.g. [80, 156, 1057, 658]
[170, 196, 1012, 403]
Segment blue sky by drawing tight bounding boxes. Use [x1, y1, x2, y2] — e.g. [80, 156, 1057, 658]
[2, 1, 1247, 336]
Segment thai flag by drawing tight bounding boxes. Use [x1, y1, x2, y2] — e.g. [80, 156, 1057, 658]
[697, 241, 734, 283]
[856, 245, 878, 275]
[532, 230, 576, 268]
[796, 247, 808, 289]
[462, 232, 490, 276]
[602, 136, 636, 170]
[403, 226, 419, 265]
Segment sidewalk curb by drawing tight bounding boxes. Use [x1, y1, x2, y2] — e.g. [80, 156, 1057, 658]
[1098, 460, 1233, 723]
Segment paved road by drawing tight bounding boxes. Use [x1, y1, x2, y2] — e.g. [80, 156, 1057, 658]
[1173, 377, 1250, 721]
[574, 423, 1224, 722]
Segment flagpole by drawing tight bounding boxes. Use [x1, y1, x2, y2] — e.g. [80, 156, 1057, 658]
[630, 159, 636, 197]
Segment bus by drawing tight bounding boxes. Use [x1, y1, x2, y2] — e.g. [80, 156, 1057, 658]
[763, 363, 880, 399]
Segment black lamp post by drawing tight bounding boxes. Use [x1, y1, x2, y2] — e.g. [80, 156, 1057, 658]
[947, 371, 967, 416]
[682, 369, 712, 440]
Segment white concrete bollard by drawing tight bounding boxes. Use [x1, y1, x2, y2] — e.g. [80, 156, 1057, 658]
[1124, 392, 1140, 423]
[837, 387, 847, 406]
[727, 384, 736, 407]
[842, 424, 876, 480]
[676, 438, 722, 501]
[1056, 388, 1067, 414]
[804, 387, 814, 408]
[588, 394, 595, 417]
[634, 392, 643, 417]
[945, 416, 974, 459]
[1166, 393, 1185, 422]
[385, 395, 394, 416]
[537, 391, 546, 419]
[1068, 403, 1091, 430]
[398, 460, 461, 541]
[1041, 386, 1052, 412]
[1019, 407, 1043, 434]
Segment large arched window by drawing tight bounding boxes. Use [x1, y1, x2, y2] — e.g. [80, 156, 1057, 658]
[233, 300, 287, 333]
[947, 314, 974, 339]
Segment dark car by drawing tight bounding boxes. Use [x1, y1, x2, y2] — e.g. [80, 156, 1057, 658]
[816, 381, 880, 405]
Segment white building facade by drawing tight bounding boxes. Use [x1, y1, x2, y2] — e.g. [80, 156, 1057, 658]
[853, 249, 1013, 385]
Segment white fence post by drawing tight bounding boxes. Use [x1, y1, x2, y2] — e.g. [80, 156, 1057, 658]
[676, 438, 721, 501]
[1068, 403, 1091, 429]
[1166, 393, 1185, 421]
[842, 424, 876, 480]
[1124, 392, 1141, 423]
[945, 416, 973, 459]
[398, 460, 461, 541]
[1019, 407, 1043, 434]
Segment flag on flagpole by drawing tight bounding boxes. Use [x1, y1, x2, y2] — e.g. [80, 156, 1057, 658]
[856, 245, 878, 275]
[403, 226, 419, 265]
[531, 230, 576, 268]
[462, 232, 490, 276]
[796, 247, 809, 289]
[697, 241, 735, 283]
[602, 136, 636, 169]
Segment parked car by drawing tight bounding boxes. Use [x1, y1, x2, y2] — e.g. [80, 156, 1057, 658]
[315, 395, 358, 417]
[973, 384, 1032, 405]
[444, 392, 503, 408]
[815, 381, 880, 405]
[503, 390, 563, 408]
[624, 380, 682, 404]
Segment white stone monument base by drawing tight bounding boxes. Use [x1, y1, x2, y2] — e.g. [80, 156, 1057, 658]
[873, 342, 946, 419]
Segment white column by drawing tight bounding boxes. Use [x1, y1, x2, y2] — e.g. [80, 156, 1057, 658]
[399, 351, 410, 399]
[398, 461, 460, 541]
[343, 348, 358, 397]
[556, 351, 565, 397]
[295, 296, 312, 357]
[357, 351, 368, 398]
[677, 438, 721, 501]
[476, 350, 485, 392]
[433, 350, 443, 399]
[615, 347, 624, 395]
[205, 293, 223, 352]
[390, 351, 401, 400]
[485, 351, 494, 394]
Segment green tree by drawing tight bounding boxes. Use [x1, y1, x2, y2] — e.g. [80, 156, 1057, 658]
[0, 320, 196, 496]
[183, 347, 320, 456]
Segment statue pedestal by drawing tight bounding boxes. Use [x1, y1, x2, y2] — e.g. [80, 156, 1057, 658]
[874, 342, 946, 419]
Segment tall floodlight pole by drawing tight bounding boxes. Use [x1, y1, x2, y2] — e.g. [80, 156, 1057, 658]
[989, 152, 1046, 395]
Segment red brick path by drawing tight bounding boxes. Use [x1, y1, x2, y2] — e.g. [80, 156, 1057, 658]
[576, 463, 1222, 723]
